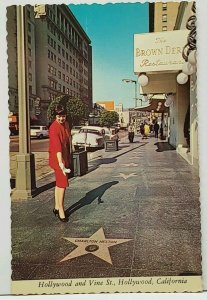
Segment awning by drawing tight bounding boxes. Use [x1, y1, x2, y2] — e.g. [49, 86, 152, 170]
[135, 99, 169, 113]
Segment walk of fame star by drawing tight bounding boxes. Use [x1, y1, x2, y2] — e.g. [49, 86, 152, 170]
[121, 163, 138, 167]
[60, 228, 132, 264]
[113, 173, 137, 180]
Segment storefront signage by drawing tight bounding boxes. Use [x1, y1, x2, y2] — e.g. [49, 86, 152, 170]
[34, 97, 41, 116]
[134, 30, 188, 73]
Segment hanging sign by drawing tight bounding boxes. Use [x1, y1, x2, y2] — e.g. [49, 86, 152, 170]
[134, 30, 188, 73]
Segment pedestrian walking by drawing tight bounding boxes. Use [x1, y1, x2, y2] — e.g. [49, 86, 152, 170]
[49, 104, 71, 222]
[160, 123, 164, 140]
[154, 121, 160, 138]
[128, 123, 135, 143]
[144, 122, 150, 139]
[140, 123, 144, 139]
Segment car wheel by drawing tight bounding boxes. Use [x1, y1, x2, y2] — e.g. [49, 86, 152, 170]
[39, 134, 43, 139]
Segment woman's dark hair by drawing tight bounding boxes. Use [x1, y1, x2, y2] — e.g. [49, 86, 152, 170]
[54, 104, 67, 116]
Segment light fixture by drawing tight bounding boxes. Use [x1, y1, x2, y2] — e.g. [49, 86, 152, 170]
[177, 72, 189, 85]
[138, 74, 149, 87]
[182, 61, 196, 76]
[188, 49, 196, 65]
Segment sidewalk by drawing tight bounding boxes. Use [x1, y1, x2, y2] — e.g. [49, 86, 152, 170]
[11, 134, 201, 280]
[10, 148, 106, 184]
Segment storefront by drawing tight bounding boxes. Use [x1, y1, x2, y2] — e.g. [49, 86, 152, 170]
[134, 22, 198, 167]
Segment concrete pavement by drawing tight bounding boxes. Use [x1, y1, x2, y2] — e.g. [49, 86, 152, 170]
[11, 134, 201, 281]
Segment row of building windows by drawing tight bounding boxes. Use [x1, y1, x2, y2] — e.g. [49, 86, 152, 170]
[48, 42, 88, 75]
[48, 76, 85, 91]
[48, 49, 57, 62]
[48, 62, 87, 85]
[48, 64, 57, 76]
[47, 20, 87, 57]
[47, 6, 86, 53]
[48, 52, 88, 83]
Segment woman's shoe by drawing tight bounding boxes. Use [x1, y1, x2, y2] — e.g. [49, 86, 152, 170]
[53, 208, 59, 217]
[58, 213, 68, 223]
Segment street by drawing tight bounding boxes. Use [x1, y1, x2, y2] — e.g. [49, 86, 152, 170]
[11, 134, 201, 285]
[10, 136, 49, 152]
[9, 130, 128, 152]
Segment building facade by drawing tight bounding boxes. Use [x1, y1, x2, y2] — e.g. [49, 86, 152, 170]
[7, 4, 93, 126]
[34, 4, 93, 124]
[135, 2, 198, 168]
[151, 2, 180, 32]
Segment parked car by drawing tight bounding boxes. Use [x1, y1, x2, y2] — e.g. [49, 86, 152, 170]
[30, 125, 49, 139]
[72, 126, 105, 149]
[71, 125, 82, 136]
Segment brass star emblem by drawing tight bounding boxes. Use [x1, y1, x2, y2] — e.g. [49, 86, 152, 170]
[60, 228, 132, 264]
[113, 173, 137, 180]
[121, 163, 138, 167]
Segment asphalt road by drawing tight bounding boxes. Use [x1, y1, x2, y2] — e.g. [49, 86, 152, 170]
[10, 136, 49, 152]
[9, 130, 128, 152]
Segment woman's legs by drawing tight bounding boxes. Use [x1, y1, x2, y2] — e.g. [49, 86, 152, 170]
[55, 186, 66, 218]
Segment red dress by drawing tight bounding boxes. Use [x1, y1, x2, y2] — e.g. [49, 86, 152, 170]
[49, 120, 71, 188]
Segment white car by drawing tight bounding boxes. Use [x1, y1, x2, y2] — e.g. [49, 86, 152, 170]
[71, 125, 82, 136]
[30, 125, 49, 139]
[72, 126, 105, 149]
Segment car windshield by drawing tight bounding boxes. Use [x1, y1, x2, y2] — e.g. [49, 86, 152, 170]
[30, 126, 40, 129]
[80, 129, 101, 135]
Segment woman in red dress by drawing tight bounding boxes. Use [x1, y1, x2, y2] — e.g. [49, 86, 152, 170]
[49, 104, 71, 222]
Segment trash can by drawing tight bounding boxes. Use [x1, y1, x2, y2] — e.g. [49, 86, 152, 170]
[72, 150, 88, 176]
[105, 140, 118, 151]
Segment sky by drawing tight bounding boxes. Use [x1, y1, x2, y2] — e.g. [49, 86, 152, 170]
[69, 3, 149, 109]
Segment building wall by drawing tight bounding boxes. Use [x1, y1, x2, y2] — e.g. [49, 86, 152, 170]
[175, 2, 198, 167]
[154, 2, 180, 32]
[115, 103, 123, 113]
[34, 4, 93, 124]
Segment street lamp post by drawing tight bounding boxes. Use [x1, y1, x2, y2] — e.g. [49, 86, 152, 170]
[122, 79, 142, 108]
[122, 79, 137, 108]
[12, 6, 37, 200]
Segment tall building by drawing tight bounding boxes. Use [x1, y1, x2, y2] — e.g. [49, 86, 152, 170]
[149, 2, 180, 32]
[34, 4, 92, 124]
[7, 4, 93, 126]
